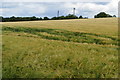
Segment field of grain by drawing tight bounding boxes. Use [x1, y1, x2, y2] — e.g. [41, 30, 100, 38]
[2, 18, 119, 78]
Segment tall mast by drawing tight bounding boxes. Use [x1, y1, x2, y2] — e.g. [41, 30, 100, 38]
[57, 10, 59, 17]
[73, 8, 75, 15]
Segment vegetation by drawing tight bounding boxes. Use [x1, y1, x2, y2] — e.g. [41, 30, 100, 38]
[2, 18, 118, 78]
[1, 16, 42, 22]
[51, 14, 81, 20]
[1, 14, 85, 22]
[1, 12, 116, 22]
[2, 27, 119, 45]
[94, 12, 115, 18]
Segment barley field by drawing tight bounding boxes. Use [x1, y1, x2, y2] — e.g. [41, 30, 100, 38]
[2, 18, 119, 78]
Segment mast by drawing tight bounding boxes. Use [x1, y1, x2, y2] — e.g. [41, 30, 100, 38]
[73, 8, 75, 15]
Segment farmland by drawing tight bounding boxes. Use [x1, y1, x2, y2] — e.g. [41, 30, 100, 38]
[2, 18, 119, 78]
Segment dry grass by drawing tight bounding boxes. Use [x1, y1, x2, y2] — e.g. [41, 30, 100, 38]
[3, 18, 118, 36]
[2, 18, 119, 78]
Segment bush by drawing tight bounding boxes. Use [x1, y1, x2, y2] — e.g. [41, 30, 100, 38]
[94, 12, 113, 18]
[43, 17, 49, 20]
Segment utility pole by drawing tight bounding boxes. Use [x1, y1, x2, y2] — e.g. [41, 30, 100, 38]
[57, 10, 59, 17]
[73, 8, 75, 15]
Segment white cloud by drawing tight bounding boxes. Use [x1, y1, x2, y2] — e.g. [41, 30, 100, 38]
[106, 0, 118, 13]
[1, 3, 46, 17]
[1, 0, 119, 18]
[2, 0, 114, 2]
[62, 0, 119, 18]
[21, 3, 46, 15]
[0, 9, 2, 16]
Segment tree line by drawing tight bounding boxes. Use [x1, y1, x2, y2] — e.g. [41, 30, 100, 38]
[0, 14, 86, 22]
[0, 12, 116, 22]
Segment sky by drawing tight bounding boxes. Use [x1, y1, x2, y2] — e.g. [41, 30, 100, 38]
[0, 0, 119, 18]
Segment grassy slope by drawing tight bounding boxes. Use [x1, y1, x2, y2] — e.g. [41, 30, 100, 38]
[2, 18, 118, 78]
[3, 18, 118, 36]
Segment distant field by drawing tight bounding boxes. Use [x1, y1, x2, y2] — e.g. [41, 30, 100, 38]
[2, 18, 119, 78]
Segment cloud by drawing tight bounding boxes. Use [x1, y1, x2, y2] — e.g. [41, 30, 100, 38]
[2, 0, 116, 2]
[0, 9, 2, 16]
[62, 0, 119, 18]
[1, 0, 119, 18]
[1, 3, 46, 17]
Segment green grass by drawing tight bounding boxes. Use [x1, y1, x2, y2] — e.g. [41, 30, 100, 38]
[2, 26, 119, 45]
[2, 18, 119, 78]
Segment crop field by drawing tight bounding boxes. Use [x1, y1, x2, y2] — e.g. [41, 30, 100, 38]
[2, 18, 119, 78]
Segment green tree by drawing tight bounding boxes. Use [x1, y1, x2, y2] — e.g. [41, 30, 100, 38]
[113, 15, 116, 17]
[94, 12, 112, 18]
[44, 17, 49, 20]
[79, 15, 83, 19]
[65, 14, 78, 19]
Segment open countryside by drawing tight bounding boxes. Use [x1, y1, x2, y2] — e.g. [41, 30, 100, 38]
[2, 17, 119, 78]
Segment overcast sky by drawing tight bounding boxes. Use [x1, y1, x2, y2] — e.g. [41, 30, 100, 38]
[0, 0, 119, 18]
